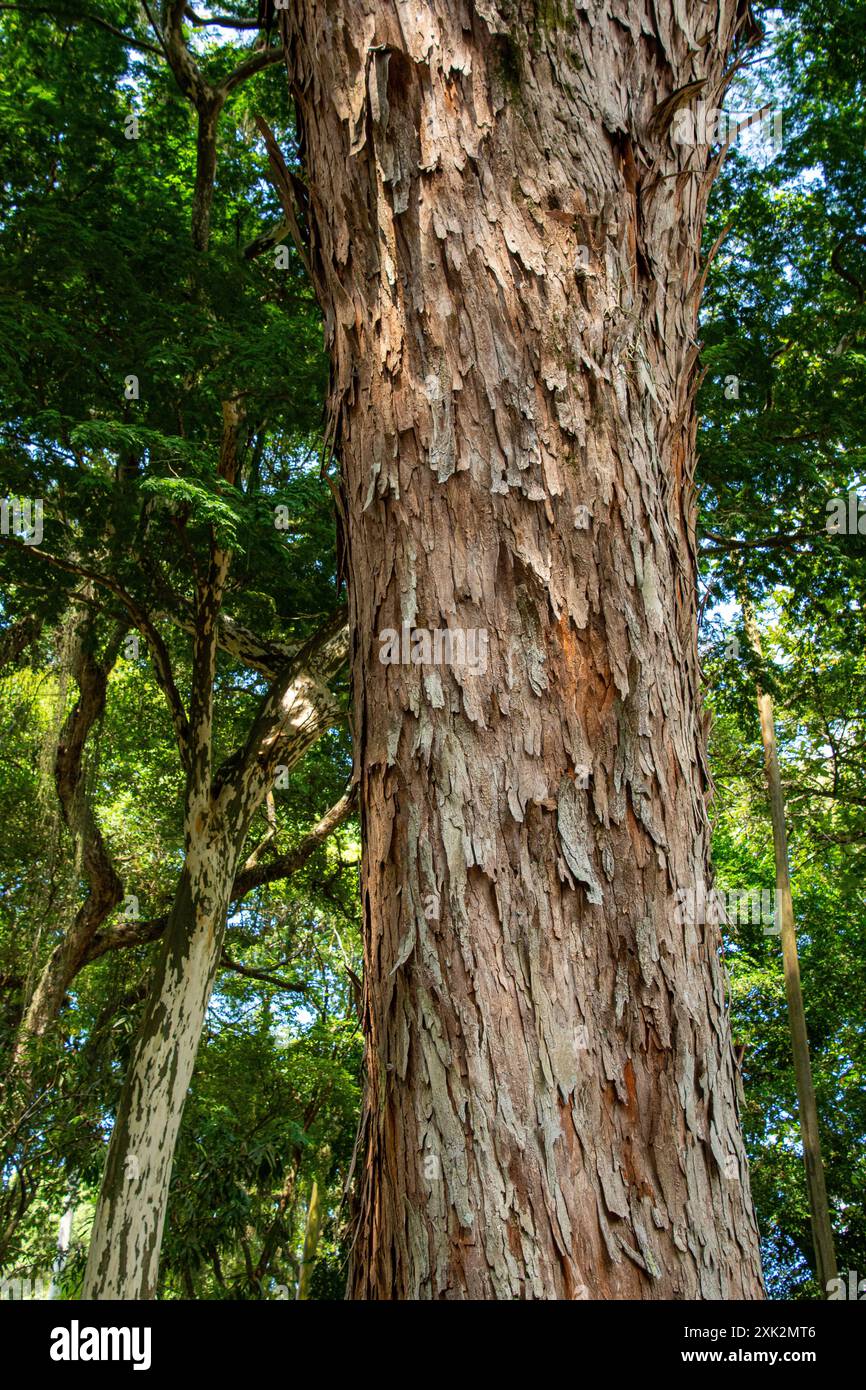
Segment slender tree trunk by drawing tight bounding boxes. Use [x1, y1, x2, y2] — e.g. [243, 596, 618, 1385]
[49, 1191, 77, 1299]
[81, 614, 348, 1298]
[286, 0, 765, 1298]
[296, 1179, 322, 1300]
[251, 1155, 301, 1292]
[10, 613, 123, 1072]
[81, 850, 235, 1299]
[743, 606, 837, 1293]
[191, 101, 224, 254]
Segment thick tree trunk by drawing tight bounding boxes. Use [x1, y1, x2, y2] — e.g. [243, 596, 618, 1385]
[286, 0, 765, 1298]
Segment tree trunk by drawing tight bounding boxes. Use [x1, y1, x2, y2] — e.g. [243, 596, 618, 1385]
[192, 101, 223, 254]
[742, 604, 837, 1293]
[10, 613, 123, 1074]
[81, 849, 235, 1300]
[81, 612, 348, 1298]
[49, 1192, 77, 1299]
[296, 1178, 322, 1300]
[285, 0, 765, 1298]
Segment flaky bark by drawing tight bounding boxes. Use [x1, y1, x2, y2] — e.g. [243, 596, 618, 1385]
[286, 0, 764, 1298]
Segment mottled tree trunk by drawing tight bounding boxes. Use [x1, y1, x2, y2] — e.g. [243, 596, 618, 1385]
[286, 0, 765, 1298]
[81, 613, 347, 1298]
[296, 1178, 322, 1300]
[82, 853, 234, 1300]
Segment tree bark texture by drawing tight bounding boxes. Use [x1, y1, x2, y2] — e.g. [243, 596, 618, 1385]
[285, 0, 766, 1299]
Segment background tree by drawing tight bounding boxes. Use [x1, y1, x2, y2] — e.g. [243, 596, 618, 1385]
[0, 1, 360, 1299]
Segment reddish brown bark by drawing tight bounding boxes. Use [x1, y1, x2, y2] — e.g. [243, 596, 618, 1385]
[286, 0, 765, 1298]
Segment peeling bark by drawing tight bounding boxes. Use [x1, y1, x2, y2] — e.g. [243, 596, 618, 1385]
[285, 0, 765, 1298]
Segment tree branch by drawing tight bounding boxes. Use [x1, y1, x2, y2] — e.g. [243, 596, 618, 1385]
[183, 7, 262, 27]
[782, 782, 866, 808]
[12, 613, 126, 1055]
[253, 116, 312, 280]
[243, 216, 290, 261]
[0, 4, 163, 55]
[233, 783, 357, 899]
[1, 537, 191, 770]
[219, 955, 308, 992]
[224, 42, 286, 94]
[82, 785, 356, 966]
[700, 529, 820, 553]
[0, 613, 42, 669]
[163, 0, 214, 107]
[221, 607, 348, 827]
[162, 606, 299, 679]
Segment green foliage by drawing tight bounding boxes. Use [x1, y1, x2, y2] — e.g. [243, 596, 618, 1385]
[698, 0, 866, 1298]
[0, 3, 357, 1299]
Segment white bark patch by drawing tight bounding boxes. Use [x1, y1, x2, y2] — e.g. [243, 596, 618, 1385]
[556, 777, 603, 905]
